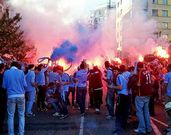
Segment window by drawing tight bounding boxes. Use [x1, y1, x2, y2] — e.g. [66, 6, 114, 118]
[162, 10, 168, 16]
[152, 0, 157, 4]
[161, 22, 168, 29]
[163, 0, 168, 5]
[152, 9, 158, 16]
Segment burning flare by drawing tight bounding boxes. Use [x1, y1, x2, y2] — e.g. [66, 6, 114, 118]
[154, 46, 169, 59]
[138, 55, 144, 62]
[114, 57, 122, 64]
[58, 59, 67, 69]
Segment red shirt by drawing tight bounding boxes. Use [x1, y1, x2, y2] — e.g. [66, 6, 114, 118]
[138, 69, 153, 96]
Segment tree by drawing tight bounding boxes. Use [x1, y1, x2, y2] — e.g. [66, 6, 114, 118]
[0, 9, 36, 62]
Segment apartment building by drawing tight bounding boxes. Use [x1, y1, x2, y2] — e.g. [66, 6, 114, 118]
[147, 0, 171, 41]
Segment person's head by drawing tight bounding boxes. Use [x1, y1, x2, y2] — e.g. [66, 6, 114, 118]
[56, 65, 64, 74]
[28, 64, 35, 70]
[53, 66, 58, 72]
[11, 61, 19, 68]
[113, 66, 119, 75]
[35, 66, 41, 74]
[137, 62, 144, 72]
[93, 66, 99, 71]
[80, 62, 85, 70]
[119, 65, 126, 73]
[167, 64, 171, 72]
[38, 64, 43, 69]
[104, 61, 110, 69]
[0, 63, 5, 73]
[128, 66, 134, 72]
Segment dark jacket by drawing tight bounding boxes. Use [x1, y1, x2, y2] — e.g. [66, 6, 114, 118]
[88, 69, 103, 90]
[128, 70, 152, 96]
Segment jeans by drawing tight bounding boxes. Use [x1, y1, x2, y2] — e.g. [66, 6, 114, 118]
[51, 102, 60, 112]
[57, 96, 68, 115]
[7, 97, 25, 135]
[68, 87, 75, 106]
[115, 94, 130, 133]
[77, 87, 87, 114]
[26, 90, 36, 114]
[135, 96, 152, 133]
[106, 88, 114, 116]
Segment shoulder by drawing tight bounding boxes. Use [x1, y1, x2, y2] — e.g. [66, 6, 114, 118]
[4, 69, 10, 74]
[117, 74, 123, 79]
[63, 73, 69, 78]
[107, 69, 113, 74]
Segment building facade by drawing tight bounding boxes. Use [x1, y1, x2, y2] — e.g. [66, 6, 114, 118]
[147, 0, 171, 41]
[115, 0, 132, 56]
[89, 1, 115, 29]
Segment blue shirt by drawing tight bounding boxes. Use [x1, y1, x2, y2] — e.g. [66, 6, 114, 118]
[75, 69, 88, 88]
[69, 75, 76, 88]
[3, 66, 27, 98]
[106, 68, 114, 88]
[25, 70, 35, 92]
[116, 71, 130, 95]
[164, 72, 171, 96]
[60, 73, 70, 92]
[46, 88, 57, 103]
[48, 71, 60, 84]
[35, 66, 48, 86]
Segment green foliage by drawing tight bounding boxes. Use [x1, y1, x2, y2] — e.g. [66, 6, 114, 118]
[0, 9, 36, 62]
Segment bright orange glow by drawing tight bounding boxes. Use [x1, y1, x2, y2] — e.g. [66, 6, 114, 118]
[114, 57, 122, 64]
[138, 55, 144, 62]
[86, 57, 103, 68]
[154, 46, 169, 59]
[57, 59, 67, 69]
[94, 58, 102, 67]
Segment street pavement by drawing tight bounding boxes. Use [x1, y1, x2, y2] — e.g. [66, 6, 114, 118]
[1, 103, 169, 135]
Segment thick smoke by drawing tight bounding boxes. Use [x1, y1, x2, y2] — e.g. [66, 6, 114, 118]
[7, 0, 158, 65]
[122, 0, 157, 59]
[50, 40, 78, 63]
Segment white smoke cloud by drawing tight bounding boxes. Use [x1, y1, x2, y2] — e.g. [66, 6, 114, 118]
[7, 0, 158, 65]
[7, 0, 116, 63]
[122, 0, 157, 62]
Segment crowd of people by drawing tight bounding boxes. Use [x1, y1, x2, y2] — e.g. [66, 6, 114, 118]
[0, 58, 171, 135]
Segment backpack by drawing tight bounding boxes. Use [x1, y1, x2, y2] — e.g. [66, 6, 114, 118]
[127, 74, 139, 95]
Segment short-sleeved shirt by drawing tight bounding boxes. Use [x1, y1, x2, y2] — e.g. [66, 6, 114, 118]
[3, 67, 27, 98]
[164, 72, 171, 96]
[106, 68, 114, 88]
[36, 66, 48, 86]
[69, 75, 76, 88]
[60, 73, 70, 92]
[25, 70, 35, 92]
[48, 71, 60, 84]
[116, 71, 130, 95]
[75, 69, 88, 88]
[46, 88, 57, 103]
